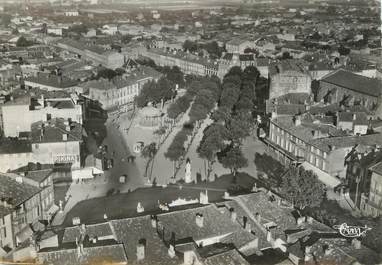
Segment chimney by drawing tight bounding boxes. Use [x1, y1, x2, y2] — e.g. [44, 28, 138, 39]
[151, 215, 157, 228]
[294, 115, 301, 126]
[137, 239, 146, 261]
[353, 113, 357, 121]
[352, 238, 361, 250]
[62, 134, 68, 141]
[230, 208, 237, 222]
[297, 216, 305, 226]
[266, 229, 273, 242]
[195, 213, 204, 228]
[323, 244, 332, 256]
[183, 251, 195, 265]
[304, 246, 312, 261]
[168, 244, 176, 258]
[200, 190, 209, 204]
[245, 222, 251, 232]
[255, 212, 261, 223]
[307, 216, 313, 224]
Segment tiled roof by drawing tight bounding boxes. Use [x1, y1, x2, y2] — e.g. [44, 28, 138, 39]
[156, 204, 256, 247]
[62, 222, 114, 243]
[111, 215, 181, 265]
[31, 118, 82, 143]
[81, 66, 161, 91]
[272, 115, 351, 152]
[0, 173, 41, 218]
[321, 69, 382, 98]
[38, 240, 128, 265]
[308, 237, 380, 265]
[24, 169, 52, 183]
[25, 73, 79, 89]
[310, 133, 382, 153]
[269, 59, 310, 76]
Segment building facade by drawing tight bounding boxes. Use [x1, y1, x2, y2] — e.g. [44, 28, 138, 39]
[0, 172, 54, 255]
[360, 162, 382, 217]
[1, 94, 83, 137]
[269, 60, 312, 99]
[318, 69, 381, 110]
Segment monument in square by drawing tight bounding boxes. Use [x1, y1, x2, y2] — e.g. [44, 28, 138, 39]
[185, 158, 192, 183]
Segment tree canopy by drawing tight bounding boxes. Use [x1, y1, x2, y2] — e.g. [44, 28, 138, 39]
[281, 166, 326, 209]
[219, 146, 248, 177]
[136, 77, 175, 108]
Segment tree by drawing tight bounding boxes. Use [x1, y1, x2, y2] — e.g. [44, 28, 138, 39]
[281, 166, 325, 209]
[220, 82, 241, 109]
[219, 146, 248, 177]
[0, 14, 11, 26]
[96, 68, 118, 80]
[311, 80, 320, 102]
[226, 111, 254, 145]
[203, 41, 221, 58]
[136, 77, 175, 108]
[183, 40, 197, 53]
[141, 142, 157, 179]
[16, 36, 33, 47]
[165, 130, 187, 178]
[197, 123, 227, 177]
[69, 24, 88, 35]
[243, 66, 260, 83]
[154, 126, 167, 144]
[281, 52, 293, 60]
[165, 66, 185, 87]
[338, 45, 350, 56]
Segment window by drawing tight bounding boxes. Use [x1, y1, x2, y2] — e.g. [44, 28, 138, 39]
[1, 228, 6, 238]
[35, 144, 39, 149]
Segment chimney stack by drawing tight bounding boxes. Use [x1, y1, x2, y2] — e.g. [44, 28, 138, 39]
[183, 251, 195, 265]
[168, 244, 176, 258]
[255, 212, 261, 223]
[294, 115, 301, 126]
[266, 229, 273, 242]
[304, 246, 312, 261]
[137, 239, 146, 261]
[230, 208, 237, 222]
[352, 238, 361, 250]
[151, 215, 157, 228]
[195, 213, 204, 228]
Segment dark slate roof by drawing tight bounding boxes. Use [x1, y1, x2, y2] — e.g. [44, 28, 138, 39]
[0, 138, 32, 154]
[203, 248, 250, 265]
[156, 204, 256, 248]
[31, 118, 82, 143]
[338, 112, 368, 125]
[246, 247, 289, 265]
[24, 169, 52, 183]
[370, 161, 382, 176]
[0, 173, 41, 218]
[321, 69, 382, 98]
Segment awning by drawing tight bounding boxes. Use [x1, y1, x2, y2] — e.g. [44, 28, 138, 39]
[72, 168, 94, 180]
[92, 167, 104, 175]
[300, 162, 341, 188]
